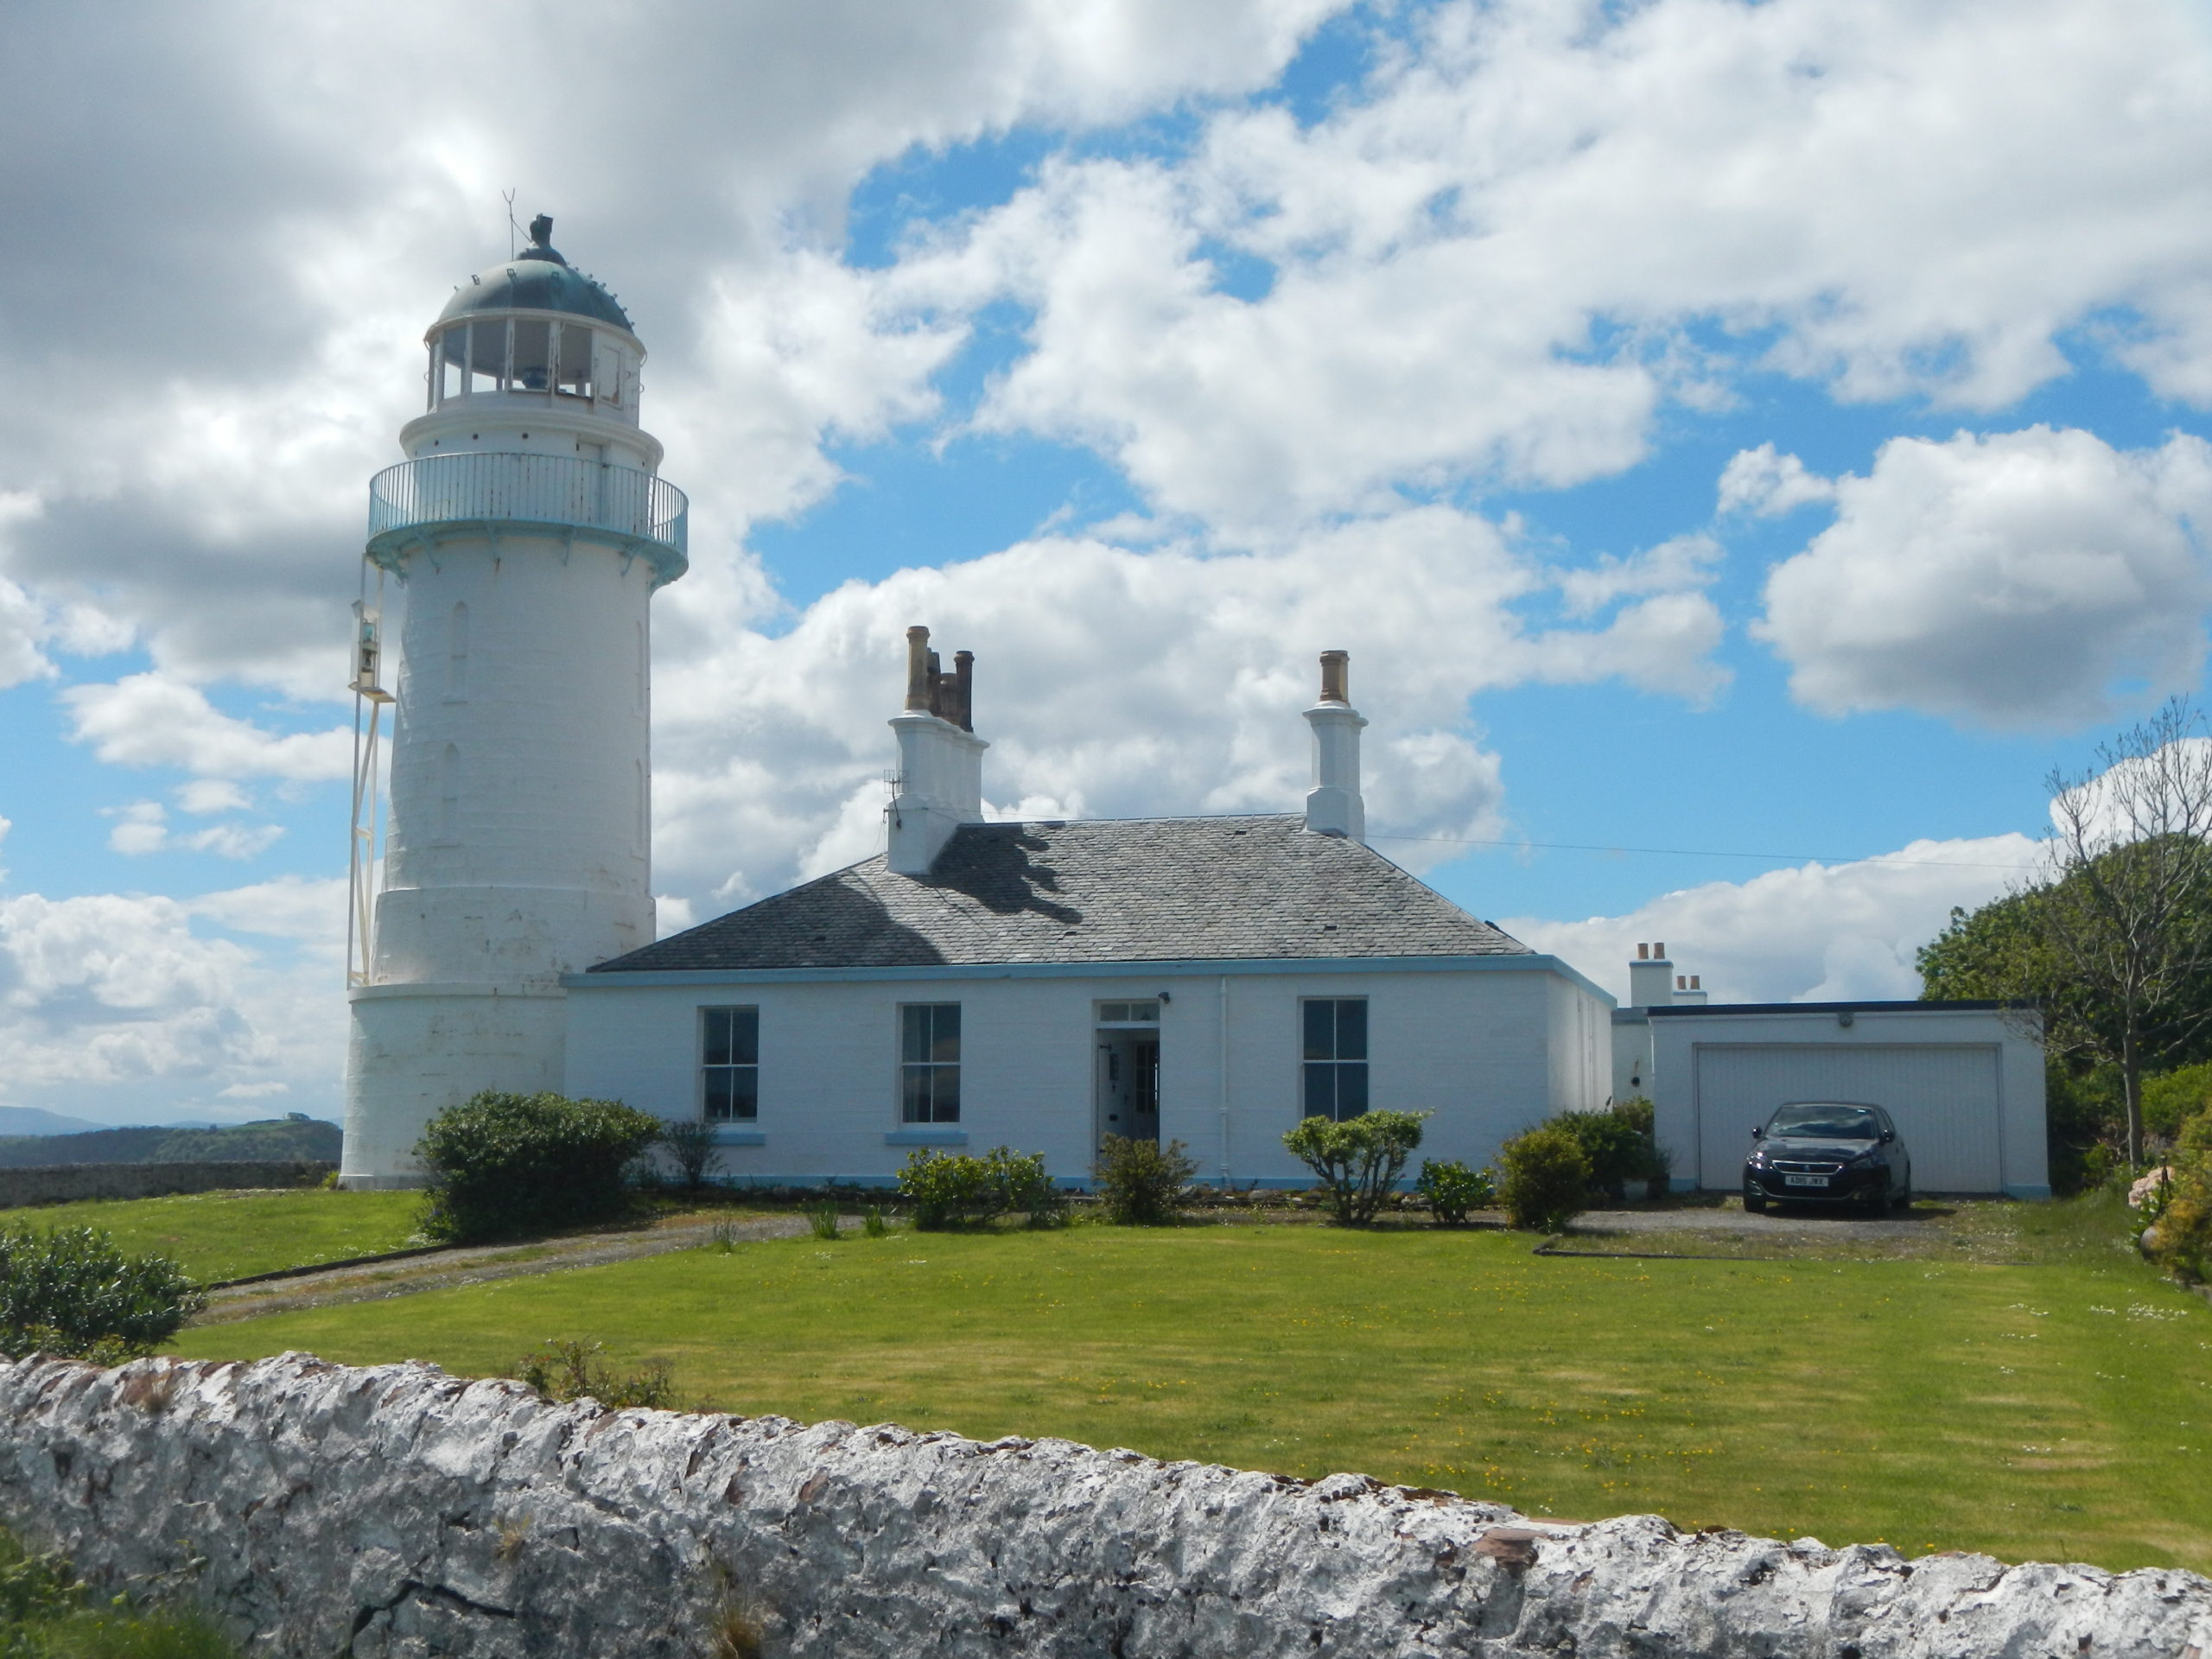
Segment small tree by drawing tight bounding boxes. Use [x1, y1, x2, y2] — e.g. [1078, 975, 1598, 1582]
[1497, 1127, 1590, 1232]
[658, 1120, 724, 1193]
[1094, 1135, 1199, 1225]
[2034, 701, 2212, 1166]
[416, 1090, 663, 1243]
[1281, 1111, 1427, 1224]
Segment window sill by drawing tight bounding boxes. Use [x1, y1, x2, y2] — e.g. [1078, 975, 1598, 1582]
[885, 1128, 967, 1147]
[708, 1127, 765, 1146]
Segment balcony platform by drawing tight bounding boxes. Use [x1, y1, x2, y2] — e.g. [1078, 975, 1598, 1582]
[366, 453, 687, 585]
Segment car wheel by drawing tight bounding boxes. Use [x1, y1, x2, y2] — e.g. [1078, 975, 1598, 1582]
[1892, 1179, 1913, 1211]
[1862, 1179, 1891, 1217]
[1743, 1181, 1768, 1215]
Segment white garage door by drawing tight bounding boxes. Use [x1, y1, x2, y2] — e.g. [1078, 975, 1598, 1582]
[1694, 1044, 2003, 1192]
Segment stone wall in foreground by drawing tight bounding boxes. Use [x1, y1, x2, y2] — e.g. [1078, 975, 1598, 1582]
[0, 1351, 2204, 1658]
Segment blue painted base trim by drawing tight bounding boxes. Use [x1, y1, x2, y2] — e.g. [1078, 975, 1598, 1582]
[1669, 1177, 1700, 1192]
[710, 1128, 765, 1146]
[2004, 1184, 2054, 1200]
[884, 1128, 969, 1147]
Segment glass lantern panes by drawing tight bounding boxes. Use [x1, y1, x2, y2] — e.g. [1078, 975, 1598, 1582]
[510, 320, 551, 392]
[702, 1007, 760, 1122]
[469, 321, 506, 394]
[1300, 998, 1369, 1121]
[556, 324, 593, 397]
[899, 1003, 961, 1123]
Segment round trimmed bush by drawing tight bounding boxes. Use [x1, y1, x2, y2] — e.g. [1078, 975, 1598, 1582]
[1497, 1127, 1592, 1233]
[416, 1090, 663, 1243]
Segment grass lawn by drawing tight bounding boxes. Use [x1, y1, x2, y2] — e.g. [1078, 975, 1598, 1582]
[4, 1189, 426, 1283]
[170, 1212, 2212, 1575]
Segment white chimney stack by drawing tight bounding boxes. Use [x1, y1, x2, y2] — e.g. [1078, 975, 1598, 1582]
[1628, 942, 1674, 1008]
[887, 625, 987, 876]
[1302, 650, 1367, 841]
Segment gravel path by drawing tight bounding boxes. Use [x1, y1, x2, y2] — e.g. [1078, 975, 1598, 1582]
[1565, 1204, 1948, 1243]
[194, 1211, 810, 1326]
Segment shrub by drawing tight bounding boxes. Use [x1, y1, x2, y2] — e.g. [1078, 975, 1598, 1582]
[1414, 1159, 1494, 1224]
[0, 1525, 240, 1658]
[0, 1228, 203, 1359]
[1093, 1135, 1199, 1225]
[513, 1339, 675, 1410]
[2142, 1063, 2212, 1143]
[987, 1147, 1067, 1228]
[2145, 1104, 2212, 1281]
[861, 1206, 889, 1238]
[1497, 1127, 1591, 1232]
[658, 1121, 724, 1193]
[415, 1091, 663, 1244]
[896, 1147, 1063, 1229]
[804, 1202, 840, 1240]
[1281, 1111, 1427, 1224]
[1547, 1107, 1651, 1203]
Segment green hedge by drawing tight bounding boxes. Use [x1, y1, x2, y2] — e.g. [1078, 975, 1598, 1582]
[415, 1091, 662, 1244]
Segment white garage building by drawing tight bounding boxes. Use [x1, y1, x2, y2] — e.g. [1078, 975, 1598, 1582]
[1615, 947, 2049, 1198]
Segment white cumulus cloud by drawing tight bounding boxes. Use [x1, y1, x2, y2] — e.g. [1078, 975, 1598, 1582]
[62, 674, 352, 780]
[1507, 834, 2044, 1007]
[1756, 427, 2212, 729]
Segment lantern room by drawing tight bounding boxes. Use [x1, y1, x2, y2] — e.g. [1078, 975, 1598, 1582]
[419, 215, 644, 423]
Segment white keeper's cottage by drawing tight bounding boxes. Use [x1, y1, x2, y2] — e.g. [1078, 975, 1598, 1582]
[560, 633, 1615, 1188]
[339, 225, 2044, 1195]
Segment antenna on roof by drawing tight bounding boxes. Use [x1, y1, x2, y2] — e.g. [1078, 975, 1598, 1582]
[502, 188, 519, 258]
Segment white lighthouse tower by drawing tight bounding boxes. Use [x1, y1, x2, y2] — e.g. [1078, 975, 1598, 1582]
[340, 216, 688, 1186]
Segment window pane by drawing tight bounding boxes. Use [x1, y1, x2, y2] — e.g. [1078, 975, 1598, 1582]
[1303, 1061, 1336, 1119]
[929, 1064, 960, 1122]
[704, 1067, 756, 1122]
[1129, 1001, 1159, 1021]
[901, 1005, 930, 1065]
[439, 328, 467, 400]
[1100, 1002, 1127, 1023]
[727, 1007, 759, 1067]
[469, 321, 505, 393]
[930, 1003, 961, 1063]
[556, 323, 593, 397]
[1303, 999, 1336, 1061]
[1335, 1062, 1369, 1119]
[1335, 999, 1367, 1060]
[901, 1065, 931, 1123]
[511, 320, 551, 391]
[702, 1007, 731, 1068]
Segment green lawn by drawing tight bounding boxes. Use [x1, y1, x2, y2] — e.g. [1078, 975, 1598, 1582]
[170, 1217, 2212, 1575]
[5, 1189, 425, 1282]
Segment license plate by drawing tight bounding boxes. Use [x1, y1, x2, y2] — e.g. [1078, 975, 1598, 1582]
[1783, 1175, 1828, 1188]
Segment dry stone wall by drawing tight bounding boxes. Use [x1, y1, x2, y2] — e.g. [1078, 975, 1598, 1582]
[0, 1160, 334, 1210]
[0, 1351, 2205, 1657]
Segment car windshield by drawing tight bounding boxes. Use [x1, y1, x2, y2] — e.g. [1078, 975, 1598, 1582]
[1767, 1104, 1879, 1141]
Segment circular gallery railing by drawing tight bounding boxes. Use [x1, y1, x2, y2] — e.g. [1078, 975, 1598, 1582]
[365, 452, 688, 582]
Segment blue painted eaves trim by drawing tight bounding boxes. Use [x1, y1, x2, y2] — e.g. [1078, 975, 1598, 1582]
[565, 952, 1615, 1004]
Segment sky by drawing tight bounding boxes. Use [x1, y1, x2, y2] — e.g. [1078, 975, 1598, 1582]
[5, 0, 2212, 1126]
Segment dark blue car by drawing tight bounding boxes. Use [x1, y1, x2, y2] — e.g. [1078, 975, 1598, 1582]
[1743, 1101, 1912, 1215]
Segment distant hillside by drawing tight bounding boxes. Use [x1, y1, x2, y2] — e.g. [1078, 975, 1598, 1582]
[0, 1108, 103, 1138]
[0, 1116, 341, 1169]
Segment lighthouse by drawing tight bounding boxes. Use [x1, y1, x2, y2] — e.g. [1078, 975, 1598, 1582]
[340, 217, 688, 1186]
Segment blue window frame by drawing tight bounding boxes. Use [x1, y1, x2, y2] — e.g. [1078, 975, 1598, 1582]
[900, 1003, 962, 1123]
[1301, 997, 1369, 1121]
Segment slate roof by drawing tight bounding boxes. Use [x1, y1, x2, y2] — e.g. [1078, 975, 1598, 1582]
[592, 814, 1533, 974]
